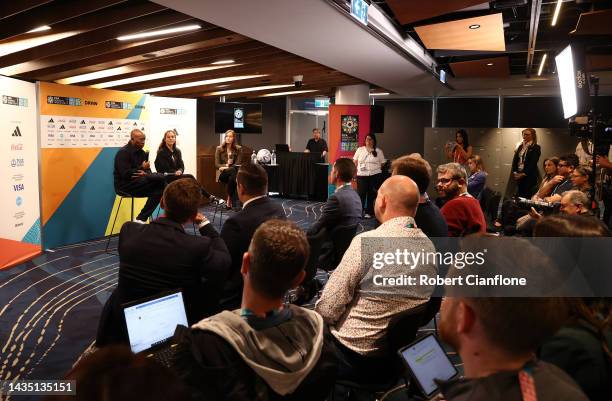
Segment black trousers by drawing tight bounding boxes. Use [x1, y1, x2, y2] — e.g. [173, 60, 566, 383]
[356, 173, 382, 215]
[118, 174, 164, 221]
[164, 174, 212, 199]
[218, 167, 238, 200]
[516, 174, 538, 198]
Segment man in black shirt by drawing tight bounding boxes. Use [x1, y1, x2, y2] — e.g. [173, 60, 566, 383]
[113, 129, 165, 222]
[391, 154, 448, 237]
[305, 128, 328, 161]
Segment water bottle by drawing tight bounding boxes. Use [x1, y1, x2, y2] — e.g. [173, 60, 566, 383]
[271, 149, 276, 165]
[251, 150, 257, 164]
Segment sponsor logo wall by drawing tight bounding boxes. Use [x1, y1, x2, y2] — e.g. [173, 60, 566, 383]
[0, 76, 41, 269]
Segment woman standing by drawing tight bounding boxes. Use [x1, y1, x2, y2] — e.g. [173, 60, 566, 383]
[353, 134, 385, 219]
[155, 129, 222, 204]
[466, 155, 487, 200]
[215, 130, 242, 208]
[511, 128, 541, 198]
[445, 129, 472, 165]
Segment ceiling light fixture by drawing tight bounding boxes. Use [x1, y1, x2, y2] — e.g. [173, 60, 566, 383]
[468, 24, 481, 29]
[27, 25, 51, 33]
[537, 53, 547, 76]
[140, 74, 268, 93]
[90, 65, 239, 89]
[486, 63, 494, 66]
[370, 92, 390, 96]
[207, 84, 294, 96]
[523, 84, 534, 87]
[261, 90, 318, 97]
[117, 24, 201, 41]
[551, 0, 563, 26]
[211, 59, 235, 65]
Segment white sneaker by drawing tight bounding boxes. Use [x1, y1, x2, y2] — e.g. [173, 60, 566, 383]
[209, 196, 225, 205]
[132, 218, 146, 224]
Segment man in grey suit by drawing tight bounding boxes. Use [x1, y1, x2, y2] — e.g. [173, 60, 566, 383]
[308, 158, 362, 236]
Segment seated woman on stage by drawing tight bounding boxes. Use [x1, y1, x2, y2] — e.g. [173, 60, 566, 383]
[155, 129, 223, 204]
[215, 130, 242, 209]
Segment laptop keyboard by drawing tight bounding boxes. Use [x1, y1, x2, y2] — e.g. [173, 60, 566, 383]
[149, 344, 177, 368]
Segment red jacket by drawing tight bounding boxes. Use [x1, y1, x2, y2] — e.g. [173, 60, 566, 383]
[441, 195, 486, 237]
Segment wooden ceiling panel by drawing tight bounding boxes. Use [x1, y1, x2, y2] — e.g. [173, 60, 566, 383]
[385, 0, 489, 25]
[0, 0, 127, 41]
[415, 13, 506, 51]
[0, 0, 369, 99]
[450, 56, 510, 78]
[572, 10, 612, 35]
[587, 54, 612, 71]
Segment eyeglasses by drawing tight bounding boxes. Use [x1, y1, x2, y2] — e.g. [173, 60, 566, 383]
[437, 177, 457, 185]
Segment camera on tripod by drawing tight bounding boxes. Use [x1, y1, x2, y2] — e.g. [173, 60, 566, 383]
[513, 197, 560, 214]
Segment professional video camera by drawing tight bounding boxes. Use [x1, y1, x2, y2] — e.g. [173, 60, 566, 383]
[512, 197, 560, 214]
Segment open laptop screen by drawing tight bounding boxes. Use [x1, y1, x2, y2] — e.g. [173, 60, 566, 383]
[123, 291, 188, 353]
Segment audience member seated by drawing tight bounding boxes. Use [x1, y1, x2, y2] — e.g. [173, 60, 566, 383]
[438, 239, 589, 401]
[307, 157, 361, 269]
[96, 179, 230, 346]
[173, 220, 338, 401]
[511, 128, 541, 198]
[219, 163, 286, 311]
[436, 163, 486, 236]
[540, 298, 611, 401]
[47, 346, 192, 401]
[534, 214, 610, 237]
[113, 129, 165, 222]
[527, 191, 594, 226]
[307, 157, 361, 236]
[570, 166, 593, 201]
[154, 129, 223, 204]
[466, 155, 487, 200]
[541, 154, 579, 203]
[533, 157, 560, 200]
[315, 176, 437, 379]
[391, 154, 448, 237]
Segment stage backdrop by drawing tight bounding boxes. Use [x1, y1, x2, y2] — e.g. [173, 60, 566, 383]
[0, 76, 42, 269]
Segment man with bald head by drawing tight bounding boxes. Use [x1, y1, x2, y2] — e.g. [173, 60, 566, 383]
[316, 175, 438, 379]
[113, 129, 165, 222]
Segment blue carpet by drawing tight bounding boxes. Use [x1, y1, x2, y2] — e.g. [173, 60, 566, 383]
[0, 197, 377, 390]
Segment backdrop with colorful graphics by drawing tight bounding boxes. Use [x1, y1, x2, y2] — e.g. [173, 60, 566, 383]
[0, 76, 41, 269]
[38, 82, 196, 249]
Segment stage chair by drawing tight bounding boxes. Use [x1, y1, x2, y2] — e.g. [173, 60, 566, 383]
[105, 189, 152, 254]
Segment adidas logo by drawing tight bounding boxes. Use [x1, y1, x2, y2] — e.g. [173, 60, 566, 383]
[80, 120, 86, 124]
[59, 125, 65, 129]
[133, 122, 137, 126]
[90, 126, 95, 130]
[12, 126, 22, 137]
[108, 121, 113, 125]
[48, 118, 54, 123]
[117, 127, 121, 131]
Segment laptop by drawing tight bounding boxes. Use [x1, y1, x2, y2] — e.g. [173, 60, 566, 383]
[397, 334, 459, 399]
[275, 143, 289, 153]
[122, 290, 188, 367]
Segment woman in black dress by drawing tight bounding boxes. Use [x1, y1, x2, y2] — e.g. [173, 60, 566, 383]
[155, 129, 222, 204]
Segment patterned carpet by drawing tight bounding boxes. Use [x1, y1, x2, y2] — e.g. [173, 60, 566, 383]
[0, 197, 378, 397]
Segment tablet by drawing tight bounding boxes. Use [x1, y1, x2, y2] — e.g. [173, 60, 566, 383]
[398, 334, 459, 399]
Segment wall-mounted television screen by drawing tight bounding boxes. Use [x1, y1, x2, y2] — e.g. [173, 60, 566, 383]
[215, 102, 262, 134]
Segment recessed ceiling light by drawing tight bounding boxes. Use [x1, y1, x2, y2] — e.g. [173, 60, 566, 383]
[369, 92, 390, 96]
[486, 63, 494, 66]
[117, 24, 201, 41]
[140, 74, 268, 93]
[551, 0, 563, 26]
[216, 84, 231, 88]
[207, 84, 294, 96]
[0, 31, 80, 66]
[261, 90, 318, 97]
[523, 84, 534, 87]
[27, 25, 51, 33]
[211, 59, 234, 65]
[537, 53, 547, 76]
[469, 24, 481, 30]
[89, 65, 239, 89]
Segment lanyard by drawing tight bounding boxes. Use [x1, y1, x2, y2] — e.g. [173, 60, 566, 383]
[240, 307, 282, 319]
[518, 363, 538, 401]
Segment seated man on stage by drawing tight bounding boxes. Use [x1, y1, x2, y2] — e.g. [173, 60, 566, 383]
[305, 128, 328, 161]
[113, 129, 165, 222]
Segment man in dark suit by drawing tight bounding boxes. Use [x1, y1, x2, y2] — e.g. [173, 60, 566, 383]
[308, 157, 362, 236]
[96, 179, 231, 346]
[113, 129, 165, 222]
[219, 163, 286, 311]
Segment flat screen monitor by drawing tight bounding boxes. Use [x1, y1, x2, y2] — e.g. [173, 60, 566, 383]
[215, 102, 262, 134]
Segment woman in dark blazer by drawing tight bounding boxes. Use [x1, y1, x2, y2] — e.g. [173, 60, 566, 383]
[511, 128, 541, 198]
[214, 130, 242, 208]
[155, 129, 221, 203]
